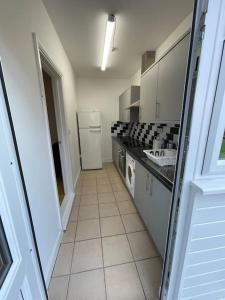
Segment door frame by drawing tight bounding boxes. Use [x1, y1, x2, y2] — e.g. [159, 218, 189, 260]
[161, 0, 225, 299]
[0, 61, 48, 299]
[33, 33, 74, 229]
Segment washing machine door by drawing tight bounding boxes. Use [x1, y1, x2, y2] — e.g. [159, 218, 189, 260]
[127, 164, 133, 186]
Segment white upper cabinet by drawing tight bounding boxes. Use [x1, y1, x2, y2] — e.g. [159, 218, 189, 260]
[140, 64, 158, 122]
[140, 33, 190, 123]
[157, 34, 190, 121]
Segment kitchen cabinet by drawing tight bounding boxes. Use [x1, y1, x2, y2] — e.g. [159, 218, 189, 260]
[140, 33, 190, 122]
[140, 64, 158, 122]
[134, 161, 172, 258]
[112, 138, 120, 168]
[157, 34, 190, 121]
[119, 86, 140, 122]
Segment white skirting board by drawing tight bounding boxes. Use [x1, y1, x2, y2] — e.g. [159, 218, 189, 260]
[61, 167, 81, 230]
[45, 229, 63, 286]
[45, 168, 81, 286]
[61, 192, 75, 230]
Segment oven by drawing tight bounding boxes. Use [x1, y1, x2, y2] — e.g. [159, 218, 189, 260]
[118, 147, 126, 178]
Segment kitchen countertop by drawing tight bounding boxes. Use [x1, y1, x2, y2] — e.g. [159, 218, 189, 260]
[112, 136, 175, 191]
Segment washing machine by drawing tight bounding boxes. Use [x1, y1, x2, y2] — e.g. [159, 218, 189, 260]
[126, 153, 135, 197]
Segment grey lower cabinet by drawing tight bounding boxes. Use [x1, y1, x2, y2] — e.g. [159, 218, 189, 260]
[112, 139, 119, 168]
[134, 161, 172, 258]
[140, 64, 158, 122]
[156, 34, 190, 121]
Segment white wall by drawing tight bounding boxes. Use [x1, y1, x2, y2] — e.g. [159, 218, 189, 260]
[130, 13, 193, 85]
[77, 78, 130, 162]
[0, 0, 80, 283]
[130, 69, 142, 86]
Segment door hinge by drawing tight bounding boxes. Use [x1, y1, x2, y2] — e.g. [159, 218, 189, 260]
[199, 0, 208, 41]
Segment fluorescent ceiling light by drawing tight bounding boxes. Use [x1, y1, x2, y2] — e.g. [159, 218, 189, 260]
[101, 14, 115, 71]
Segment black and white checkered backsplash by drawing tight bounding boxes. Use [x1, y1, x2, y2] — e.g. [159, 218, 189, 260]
[111, 121, 180, 148]
[111, 121, 131, 137]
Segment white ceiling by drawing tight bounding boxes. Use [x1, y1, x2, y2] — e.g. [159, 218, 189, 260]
[42, 0, 193, 78]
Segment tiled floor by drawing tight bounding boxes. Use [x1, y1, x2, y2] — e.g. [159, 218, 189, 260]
[48, 163, 162, 300]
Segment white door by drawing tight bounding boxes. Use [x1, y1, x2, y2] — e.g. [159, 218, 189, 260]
[80, 128, 102, 169]
[0, 68, 46, 299]
[78, 111, 101, 128]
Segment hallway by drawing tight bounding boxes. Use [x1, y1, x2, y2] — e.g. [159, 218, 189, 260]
[48, 163, 162, 300]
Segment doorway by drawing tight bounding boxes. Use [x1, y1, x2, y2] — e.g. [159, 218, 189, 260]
[42, 69, 65, 205]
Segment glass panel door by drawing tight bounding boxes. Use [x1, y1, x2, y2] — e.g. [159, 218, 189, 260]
[219, 130, 225, 160]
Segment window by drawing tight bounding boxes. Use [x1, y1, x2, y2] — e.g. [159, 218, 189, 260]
[203, 42, 225, 174]
[219, 130, 225, 160]
[0, 217, 13, 288]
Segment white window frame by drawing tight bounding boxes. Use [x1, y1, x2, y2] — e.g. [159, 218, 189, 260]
[203, 41, 225, 175]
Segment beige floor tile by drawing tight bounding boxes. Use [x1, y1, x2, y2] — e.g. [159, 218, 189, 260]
[98, 192, 115, 204]
[96, 169, 107, 176]
[53, 243, 74, 277]
[109, 177, 123, 184]
[114, 190, 131, 202]
[136, 258, 162, 300]
[71, 238, 103, 273]
[76, 186, 82, 195]
[102, 235, 133, 267]
[73, 195, 81, 206]
[61, 222, 77, 243]
[97, 177, 110, 185]
[67, 269, 106, 300]
[108, 175, 120, 182]
[76, 177, 83, 185]
[111, 183, 126, 192]
[103, 162, 114, 169]
[99, 203, 119, 217]
[118, 201, 136, 214]
[48, 276, 69, 300]
[82, 182, 96, 189]
[122, 213, 145, 233]
[97, 183, 112, 193]
[81, 186, 97, 195]
[82, 178, 96, 185]
[83, 170, 96, 175]
[78, 204, 99, 220]
[80, 193, 98, 206]
[105, 262, 145, 300]
[76, 219, 101, 241]
[100, 216, 125, 237]
[127, 231, 158, 260]
[69, 205, 79, 222]
[82, 172, 96, 179]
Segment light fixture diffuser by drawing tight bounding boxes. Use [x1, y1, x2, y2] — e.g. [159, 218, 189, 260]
[101, 14, 115, 71]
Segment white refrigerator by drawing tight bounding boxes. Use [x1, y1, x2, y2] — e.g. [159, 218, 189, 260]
[77, 111, 102, 170]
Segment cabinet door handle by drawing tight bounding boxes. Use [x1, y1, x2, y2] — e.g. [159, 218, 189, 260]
[149, 177, 153, 196]
[156, 102, 160, 119]
[146, 173, 149, 192]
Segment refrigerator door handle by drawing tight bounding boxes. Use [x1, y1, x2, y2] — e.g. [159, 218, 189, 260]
[89, 125, 101, 129]
[89, 129, 101, 132]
